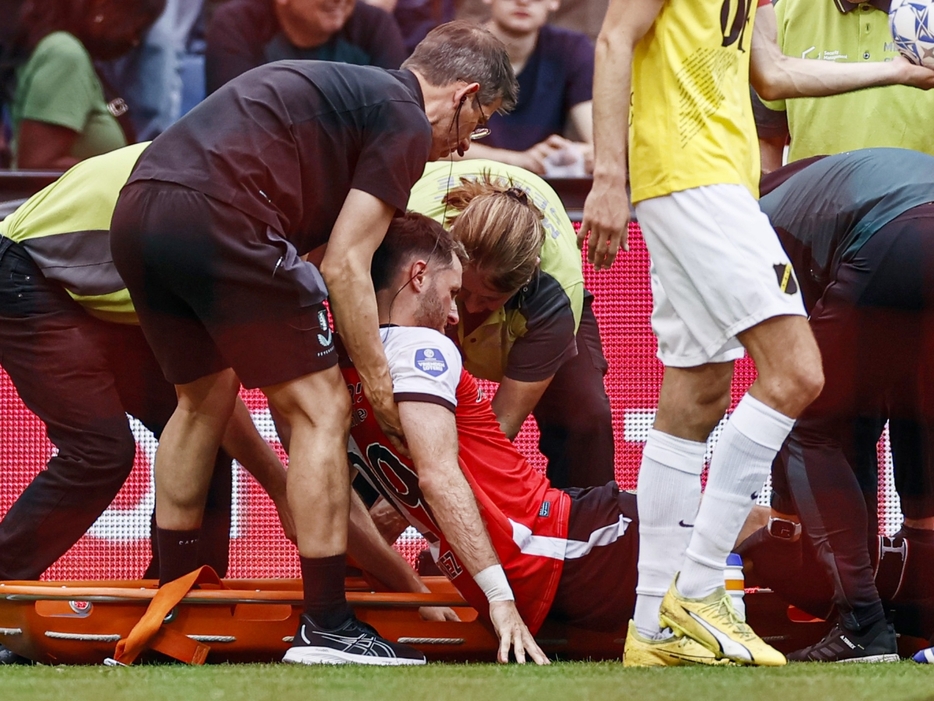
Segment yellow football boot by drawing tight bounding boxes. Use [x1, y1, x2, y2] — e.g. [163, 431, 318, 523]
[658, 577, 786, 666]
[623, 621, 735, 667]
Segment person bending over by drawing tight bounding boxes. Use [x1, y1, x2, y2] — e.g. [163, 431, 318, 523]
[0, 144, 295, 587]
[108, 22, 520, 666]
[408, 160, 613, 488]
[755, 148, 934, 661]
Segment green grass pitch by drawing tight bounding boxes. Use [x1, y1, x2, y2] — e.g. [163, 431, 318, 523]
[3, 662, 934, 701]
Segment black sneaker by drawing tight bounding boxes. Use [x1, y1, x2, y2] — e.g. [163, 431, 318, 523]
[787, 618, 899, 663]
[0, 644, 29, 665]
[283, 614, 427, 666]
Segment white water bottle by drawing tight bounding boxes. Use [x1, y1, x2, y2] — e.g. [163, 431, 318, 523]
[724, 552, 746, 621]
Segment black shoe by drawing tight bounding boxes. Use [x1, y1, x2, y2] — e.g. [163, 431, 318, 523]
[0, 644, 29, 665]
[283, 613, 427, 666]
[787, 618, 899, 663]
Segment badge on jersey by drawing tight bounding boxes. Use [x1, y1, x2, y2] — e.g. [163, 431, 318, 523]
[414, 348, 448, 377]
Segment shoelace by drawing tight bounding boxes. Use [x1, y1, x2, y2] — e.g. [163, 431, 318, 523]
[699, 595, 756, 642]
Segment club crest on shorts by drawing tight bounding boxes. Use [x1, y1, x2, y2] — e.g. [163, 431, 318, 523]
[414, 348, 447, 377]
[772, 263, 799, 295]
[317, 309, 333, 347]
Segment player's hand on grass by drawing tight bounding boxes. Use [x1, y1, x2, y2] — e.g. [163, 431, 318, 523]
[419, 606, 461, 622]
[892, 55, 934, 89]
[488, 600, 550, 665]
[579, 174, 631, 271]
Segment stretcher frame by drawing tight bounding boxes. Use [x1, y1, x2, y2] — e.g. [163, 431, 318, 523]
[0, 576, 830, 664]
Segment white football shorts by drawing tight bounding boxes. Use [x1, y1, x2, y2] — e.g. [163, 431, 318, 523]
[634, 183, 806, 368]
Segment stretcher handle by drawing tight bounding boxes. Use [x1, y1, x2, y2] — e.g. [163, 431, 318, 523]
[112, 566, 223, 665]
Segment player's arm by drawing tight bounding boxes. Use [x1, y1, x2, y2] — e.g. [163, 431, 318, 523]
[321, 189, 407, 454]
[347, 488, 459, 622]
[369, 496, 411, 544]
[492, 376, 553, 440]
[399, 400, 549, 664]
[218, 397, 296, 543]
[579, 0, 664, 271]
[750, 2, 934, 101]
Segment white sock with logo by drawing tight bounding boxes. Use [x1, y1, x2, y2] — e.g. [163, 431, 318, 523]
[633, 429, 706, 639]
[678, 394, 794, 600]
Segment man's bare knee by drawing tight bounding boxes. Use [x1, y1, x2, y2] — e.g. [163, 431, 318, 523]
[742, 316, 824, 417]
[265, 368, 351, 434]
[175, 368, 241, 417]
[655, 363, 733, 440]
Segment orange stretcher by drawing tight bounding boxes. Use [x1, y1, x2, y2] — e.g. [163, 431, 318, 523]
[0, 570, 831, 665]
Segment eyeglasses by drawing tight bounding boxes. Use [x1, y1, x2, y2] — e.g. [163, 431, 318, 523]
[469, 97, 491, 141]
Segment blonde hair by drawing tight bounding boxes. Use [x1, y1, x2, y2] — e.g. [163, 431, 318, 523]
[444, 173, 545, 293]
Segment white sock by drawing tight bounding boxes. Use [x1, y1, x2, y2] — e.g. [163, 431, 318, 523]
[633, 429, 706, 638]
[678, 394, 794, 600]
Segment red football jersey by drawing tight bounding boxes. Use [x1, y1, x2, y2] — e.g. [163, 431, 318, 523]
[345, 326, 571, 633]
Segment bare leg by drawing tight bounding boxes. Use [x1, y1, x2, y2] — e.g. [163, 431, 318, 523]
[678, 315, 822, 598]
[155, 368, 240, 530]
[153, 368, 240, 583]
[264, 366, 352, 628]
[632, 362, 733, 637]
[264, 366, 352, 559]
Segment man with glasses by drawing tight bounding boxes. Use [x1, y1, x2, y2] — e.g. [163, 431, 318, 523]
[109, 21, 523, 666]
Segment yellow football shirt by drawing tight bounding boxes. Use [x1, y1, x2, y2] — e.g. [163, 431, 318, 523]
[629, 0, 761, 203]
[0, 143, 148, 322]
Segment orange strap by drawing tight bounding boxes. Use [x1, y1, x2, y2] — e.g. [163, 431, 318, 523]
[113, 566, 222, 665]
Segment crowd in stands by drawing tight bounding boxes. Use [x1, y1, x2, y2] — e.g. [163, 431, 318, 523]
[0, 0, 596, 172]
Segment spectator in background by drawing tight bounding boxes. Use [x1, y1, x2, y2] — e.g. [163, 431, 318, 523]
[361, 0, 455, 53]
[0, 0, 25, 166]
[458, 0, 608, 42]
[460, 0, 594, 175]
[205, 0, 407, 95]
[9, 0, 165, 169]
[756, 0, 934, 171]
[98, 0, 205, 141]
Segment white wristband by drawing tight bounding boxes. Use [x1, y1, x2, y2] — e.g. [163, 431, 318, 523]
[474, 565, 514, 603]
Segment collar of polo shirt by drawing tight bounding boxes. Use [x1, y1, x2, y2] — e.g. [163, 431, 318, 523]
[833, 0, 890, 13]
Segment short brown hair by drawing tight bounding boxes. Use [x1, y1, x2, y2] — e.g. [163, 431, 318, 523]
[402, 21, 518, 113]
[443, 174, 545, 293]
[371, 212, 467, 293]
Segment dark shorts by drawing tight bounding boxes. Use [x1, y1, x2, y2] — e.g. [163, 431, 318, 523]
[110, 181, 337, 388]
[547, 482, 638, 632]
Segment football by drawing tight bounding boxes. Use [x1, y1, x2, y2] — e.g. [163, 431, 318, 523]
[890, 0, 934, 68]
